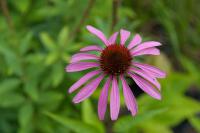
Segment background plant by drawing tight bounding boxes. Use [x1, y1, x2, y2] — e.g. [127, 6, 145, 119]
[0, 0, 200, 133]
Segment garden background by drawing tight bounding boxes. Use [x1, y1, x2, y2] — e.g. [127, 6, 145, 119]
[0, 0, 200, 133]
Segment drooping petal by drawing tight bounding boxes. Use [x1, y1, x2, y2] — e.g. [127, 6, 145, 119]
[73, 74, 104, 103]
[127, 34, 142, 49]
[120, 29, 130, 45]
[110, 76, 120, 120]
[70, 53, 99, 63]
[68, 70, 101, 93]
[108, 32, 118, 45]
[131, 48, 160, 56]
[86, 25, 109, 46]
[66, 62, 99, 72]
[98, 76, 111, 120]
[129, 67, 161, 90]
[128, 72, 161, 100]
[120, 75, 138, 116]
[80, 45, 103, 52]
[131, 41, 161, 53]
[132, 62, 166, 78]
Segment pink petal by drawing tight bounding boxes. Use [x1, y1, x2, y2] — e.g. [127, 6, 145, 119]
[80, 45, 103, 52]
[73, 74, 104, 103]
[110, 76, 120, 120]
[120, 75, 138, 116]
[66, 62, 99, 72]
[120, 29, 130, 45]
[70, 53, 99, 63]
[127, 34, 142, 49]
[129, 67, 161, 90]
[131, 41, 161, 53]
[108, 32, 118, 45]
[131, 48, 160, 56]
[98, 76, 111, 120]
[86, 25, 109, 46]
[132, 62, 166, 78]
[128, 72, 161, 100]
[68, 70, 101, 93]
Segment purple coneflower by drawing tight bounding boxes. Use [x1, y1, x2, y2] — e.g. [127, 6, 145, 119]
[66, 25, 166, 120]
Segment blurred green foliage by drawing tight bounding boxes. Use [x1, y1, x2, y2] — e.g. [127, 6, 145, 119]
[0, 0, 200, 133]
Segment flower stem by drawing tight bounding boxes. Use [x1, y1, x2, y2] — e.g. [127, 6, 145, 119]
[0, 0, 14, 31]
[111, 0, 120, 32]
[71, 0, 95, 40]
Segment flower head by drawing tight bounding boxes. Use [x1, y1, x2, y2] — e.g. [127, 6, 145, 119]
[66, 25, 166, 120]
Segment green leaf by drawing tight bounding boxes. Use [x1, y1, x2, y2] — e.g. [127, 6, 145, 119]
[161, 72, 192, 93]
[66, 43, 82, 52]
[18, 102, 34, 128]
[24, 80, 39, 102]
[25, 53, 45, 64]
[19, 32, 33, 55]
[12, 0, 31, 13]
[167, 95, 200, 123]
[113, 108, 167, 132]
[0, 45, 22, 75]
[51, 63, 64, 87]
[137, 84, 200, 127]
[147, 95, 200, 127]
[45, 52, 59, 65]
[44, 111, 98, 133]
[82, 99, 105, 133]
[18, 102, 34, 133]
[140, 122, 172, 133]
[189, 116, 200, 132]
[61, 53, 71, 62]
[179, 56, 200, 85]
[119, 7, 136, 18]
[38, 91, 64, 111]
[0, 93, 25, 107]
[0, 78, 21, 95]
[34, 115, 55, 133]
[40, 32, 56, 51]
[58, 26, 69, 46]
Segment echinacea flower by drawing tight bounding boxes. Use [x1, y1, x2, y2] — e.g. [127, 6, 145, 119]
[66, 25, 166, 120]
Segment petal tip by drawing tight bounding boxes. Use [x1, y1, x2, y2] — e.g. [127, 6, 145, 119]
[65, 66, 70, 72]
[86, 25, 92, 29]
[163, 72, 167, 77]
[65, 65, 74, 72]
[135, 33, 141, 36]
[86, 25, 95, 32]
[98, 116, 104, 121]
[156, 94, 162, 100]
[135, 34, 142, 40]
[120, 29, 131, 34]
[111, 117, 118, 121]
[72, 98, 79, 104]
[131, 111, 137, 116]
[155, 42, 162, 46]
[68, 89, 73, 94]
